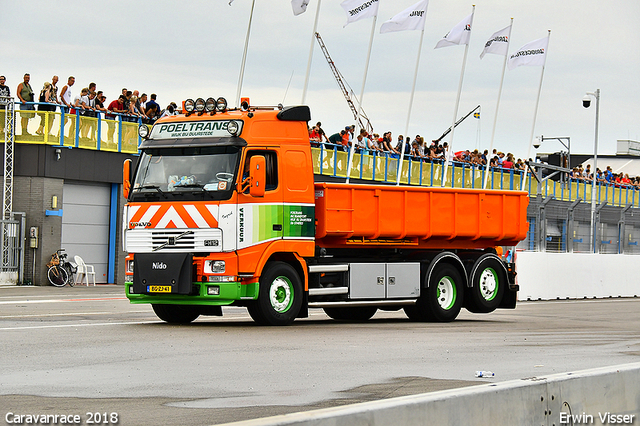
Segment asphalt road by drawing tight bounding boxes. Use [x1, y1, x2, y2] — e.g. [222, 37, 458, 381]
[1, 285, 639, 426]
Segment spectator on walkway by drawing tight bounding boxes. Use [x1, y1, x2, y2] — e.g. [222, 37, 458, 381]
[106, 95, 127, 143]
[145, 94, 160, 120]
[50, 76, 59, 104]
[0, 76, 10, 134]
[74, 88, 91, 138]
[59, 76, 75, 136]
[16, 73, 35, 135]
[36, 81, 57, 136]
[158, 104, 176, 120]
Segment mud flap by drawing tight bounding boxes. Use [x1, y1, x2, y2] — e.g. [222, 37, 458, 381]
[133, 253, 193, 295]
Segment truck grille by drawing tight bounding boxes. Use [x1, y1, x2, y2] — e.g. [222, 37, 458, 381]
[126, 228, 223, 253]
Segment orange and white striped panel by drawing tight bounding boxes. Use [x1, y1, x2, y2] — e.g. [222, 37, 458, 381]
[127, 203, 219, 229]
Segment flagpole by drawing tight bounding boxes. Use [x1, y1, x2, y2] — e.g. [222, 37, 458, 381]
[347, 14, 377, 184]
[302, 0, 322, 104]
[483, 18, 513, 189]
[521, 29, 551, 191]
[442, 5, 475, 187]
[236, 0, 256, 108]
[396, 28, 426, 185]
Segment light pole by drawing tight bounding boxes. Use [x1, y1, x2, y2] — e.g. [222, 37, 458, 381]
[534, 135, 571, 182]
[583, 89, 600, 253]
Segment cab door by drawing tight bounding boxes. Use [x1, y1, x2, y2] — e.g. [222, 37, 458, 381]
[236, 149, 283, 251]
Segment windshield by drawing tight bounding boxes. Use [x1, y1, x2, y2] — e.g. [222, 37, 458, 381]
[130, 146, 240, 201]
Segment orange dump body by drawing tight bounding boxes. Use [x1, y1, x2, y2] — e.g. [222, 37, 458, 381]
[314, 182, 529, 250]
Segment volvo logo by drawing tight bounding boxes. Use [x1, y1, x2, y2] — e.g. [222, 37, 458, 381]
[152, 262, 167, 270]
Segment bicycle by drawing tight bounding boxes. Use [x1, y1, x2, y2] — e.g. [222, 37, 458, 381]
[46, 249, 77, 287]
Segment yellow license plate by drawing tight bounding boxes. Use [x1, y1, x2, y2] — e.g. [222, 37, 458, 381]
[148, 285, 172, 293]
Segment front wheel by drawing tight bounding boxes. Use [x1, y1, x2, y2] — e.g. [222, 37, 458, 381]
[48, 265, 68, 287]
[152, 304, 200, 324]
[250, 262, 302, 326]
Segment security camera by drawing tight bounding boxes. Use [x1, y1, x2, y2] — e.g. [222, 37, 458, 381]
[533, 136, 541, 149]
[582, 95, 591, 108]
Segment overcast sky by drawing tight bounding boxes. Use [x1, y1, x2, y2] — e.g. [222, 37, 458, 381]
[2, 0, 639, 160]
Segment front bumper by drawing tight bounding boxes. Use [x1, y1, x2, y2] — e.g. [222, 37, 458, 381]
[125, 281, 258, 305]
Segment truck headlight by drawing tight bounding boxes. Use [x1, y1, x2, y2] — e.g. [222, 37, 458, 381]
[227, 120, 239, 136]
[206, 260, 225, 274]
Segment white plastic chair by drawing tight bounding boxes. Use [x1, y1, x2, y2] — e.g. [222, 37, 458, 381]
[74, 255, 96, 286]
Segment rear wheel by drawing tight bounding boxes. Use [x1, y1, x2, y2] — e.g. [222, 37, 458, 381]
[465, 257, 505, 313]
[323, 306, 377, 322]
[251, 262, 302, 326]
[47, 265, 68, 287]
[405, 263, 464, 322]
[152, 304, 200, 324]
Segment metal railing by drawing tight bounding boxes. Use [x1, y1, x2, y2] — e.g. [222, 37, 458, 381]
[1, 101, 144, 154]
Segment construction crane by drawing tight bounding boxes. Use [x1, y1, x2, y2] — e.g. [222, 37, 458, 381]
[315, 32, 373, 135]
[433, 105, 481, 144]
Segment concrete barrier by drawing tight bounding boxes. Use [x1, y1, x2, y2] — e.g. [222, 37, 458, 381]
[516, 252, 640, 301]
[216, 363, 640, 426]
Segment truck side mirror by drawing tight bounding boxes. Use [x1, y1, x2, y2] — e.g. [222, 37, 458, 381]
[249, 155, 266, 198]
[123, 159, 131, 199]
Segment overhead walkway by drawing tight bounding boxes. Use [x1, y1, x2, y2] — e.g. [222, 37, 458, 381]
[3, 103, 640, 209]
[311, 144, 640, 209]
[2, 104, 141, 154]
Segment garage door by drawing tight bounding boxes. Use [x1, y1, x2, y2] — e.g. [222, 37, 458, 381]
[62, 182, 111, 283]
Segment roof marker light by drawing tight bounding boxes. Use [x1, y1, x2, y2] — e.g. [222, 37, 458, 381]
[216, 97, 228, 112]
[184, 99, 195, 113]
[195, 98, 206, 113]
[205, 97, 216, 112]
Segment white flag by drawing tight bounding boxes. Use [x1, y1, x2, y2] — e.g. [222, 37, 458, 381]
[508, 36, 549, 70]
[435, 12, 473, 49]
[380, 0, 428, 34]
[341, 0, 379, 27]
[480, 24, 511, 59]
[291, 0, 310, 16]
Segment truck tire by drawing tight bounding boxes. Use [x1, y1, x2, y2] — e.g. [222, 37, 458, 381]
[323, 307, 377, 322]
[152, 304, 200, 324]
[465, 257, 505, 313]
[252, 262, 302, 326]
[404, 264, 464, 322]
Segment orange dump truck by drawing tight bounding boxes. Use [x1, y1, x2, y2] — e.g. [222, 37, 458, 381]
[123, 99, 528, 325]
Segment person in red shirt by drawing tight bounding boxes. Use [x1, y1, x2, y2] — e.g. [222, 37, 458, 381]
[106, 95, 127, 143]
[502, 153, 514, 169]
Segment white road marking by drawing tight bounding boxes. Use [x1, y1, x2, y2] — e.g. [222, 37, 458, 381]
[0, 297, 126, 305]
[0, 310, 149, 319]
[0, 321, 158, 331]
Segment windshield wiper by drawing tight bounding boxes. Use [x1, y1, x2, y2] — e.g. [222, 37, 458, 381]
[135, 185, 167, 198]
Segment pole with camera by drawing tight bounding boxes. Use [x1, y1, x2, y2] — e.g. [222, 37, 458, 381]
[583, 89, 600, 253]
[533, 135, 571, 184]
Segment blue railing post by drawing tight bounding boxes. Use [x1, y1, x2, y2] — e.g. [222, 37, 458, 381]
[59, 107, 65, 146]
[96, 112, 102, 151]
[74, 110, 80, 148]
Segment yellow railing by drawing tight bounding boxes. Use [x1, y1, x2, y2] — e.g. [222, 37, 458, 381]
[311, 146, 640, 208]
[1, 109, 140, 154]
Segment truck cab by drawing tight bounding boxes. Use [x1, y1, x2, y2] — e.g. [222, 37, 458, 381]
[124, 99, 315, 325]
